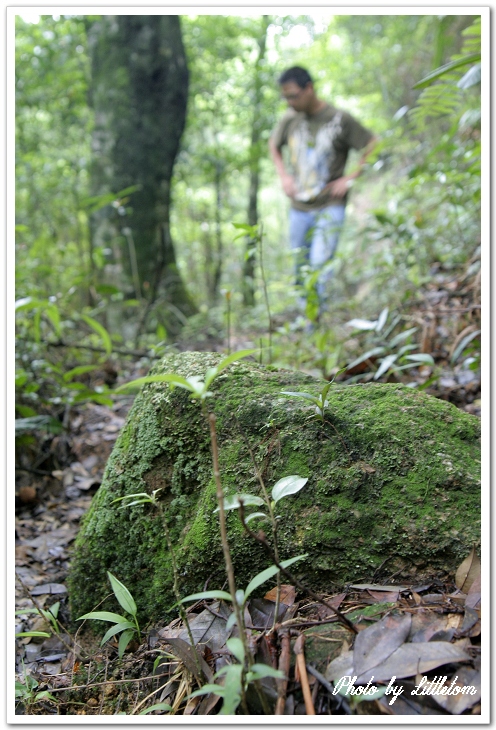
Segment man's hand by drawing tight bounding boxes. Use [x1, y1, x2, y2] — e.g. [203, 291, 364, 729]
[281, 172, 299, 199]
[324, 176, 352, 199]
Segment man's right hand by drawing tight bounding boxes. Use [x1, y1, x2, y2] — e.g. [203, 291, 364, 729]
[281, 173, 298, 199]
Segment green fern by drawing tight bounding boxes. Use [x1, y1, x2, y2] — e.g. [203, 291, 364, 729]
[409, 17, 480, 131]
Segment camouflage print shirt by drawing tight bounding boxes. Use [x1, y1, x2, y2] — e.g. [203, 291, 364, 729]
[271, 103, 374, 212]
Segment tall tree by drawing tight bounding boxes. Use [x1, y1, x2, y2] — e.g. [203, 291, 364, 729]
[242, 15, 271, 306]
[88, 15, 196, 321]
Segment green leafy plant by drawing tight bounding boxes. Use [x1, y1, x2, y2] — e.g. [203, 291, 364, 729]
[16, 601, 61, 638]
[234, 222, 273, 363]
[138, 702, 174, 715]
[217, 473, 309, 628]
[281, 369, 346, 421]
[188, 637, 285, 715]
[15, 296, 116, 427]
[15, 661, 56, 708]
[345, 308, 434, 381]
[77, 572, 141, 658]
[111, 488, 200, 668]
[178, 556, 304, 714]
[115, 348, 256, 402]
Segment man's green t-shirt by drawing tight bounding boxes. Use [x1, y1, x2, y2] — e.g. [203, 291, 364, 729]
[271, 103, 374, 212]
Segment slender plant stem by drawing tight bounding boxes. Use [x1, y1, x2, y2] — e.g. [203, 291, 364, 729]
[258, 224, 273, 364]
[207, 412, 249, 712]
[155, 503, 198, 664]
[225, 291, 231, 355]
[238, 433, 281, 630]
[237, 503, 358, 634]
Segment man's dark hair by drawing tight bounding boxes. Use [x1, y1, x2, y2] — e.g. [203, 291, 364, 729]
[278, 66, 313, 88]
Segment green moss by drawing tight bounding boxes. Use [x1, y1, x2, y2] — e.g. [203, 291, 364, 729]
[68, 352, 481, 625]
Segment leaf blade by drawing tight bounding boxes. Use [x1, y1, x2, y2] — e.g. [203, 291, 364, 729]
[107, 572, 137, 617]
[76, 611, 128, 624]
[271, 475, 308, 504]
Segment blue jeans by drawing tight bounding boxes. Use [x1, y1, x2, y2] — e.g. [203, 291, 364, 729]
[289, 204, 346, 304]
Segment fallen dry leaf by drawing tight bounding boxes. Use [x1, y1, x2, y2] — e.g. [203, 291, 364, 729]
[354, 642, 472, 683]
[430, 668, 481, 714]
[366, 590, 399, 603]
[465, 572, 481, 610]
[353, 613, 411, 676]
[350, 584, 409, 592]
[455, 547, 481, 593]
[326, 641, 471, 685]
[264, 584, 295, 606]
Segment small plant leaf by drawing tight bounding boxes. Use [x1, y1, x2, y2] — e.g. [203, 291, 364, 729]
[81, 314, 112, 355]
[235, 589, 245, 606]
[214, 494, 265, 512]
[404, 353, 435, 365]
[77, 611, 128, 624]
[346, 347, 385, 371]
[226, 637, 245, 664]
[179, 590, 232, 605]
[34, 691, 57, 702]
[244, 565, 282, 601]
[388, 327, 418, 347]
[272, 475, 308, 504]
[248, 664, 286, 681]
[139, 703, 173, 715]
[225, 612, 237, 632]
[451, 329, 481, 364]
[374, 354, 399, 380]
[117, 499, 152, 508]
[215, 348, 257, 376]
[281, 390, 318, 403]
[111, 493, 150, 504]
[188, 684, 225, 699]
[413, 51, 481, 89]
[375, 307, 389, 332]
[245, 512, 270, 524]
[347, 318, 378, 331]
[219, 664, 243, 715]
[15, 608, 39, 616]
[114, 373, 192, 394]
[118, 628, 135, 658]
[63, 364, 100, 382]
[203, 366, 219, 388]
[107, 572, 137, 617]
[101, 621, 136, 646]
[16, 631, 51, 638]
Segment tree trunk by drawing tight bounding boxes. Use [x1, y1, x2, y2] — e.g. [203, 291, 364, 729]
[88, 15, 197, 319]
[242, 16, 270, 306]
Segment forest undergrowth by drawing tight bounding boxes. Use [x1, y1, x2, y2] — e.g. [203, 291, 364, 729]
[14, 257, 481, 717]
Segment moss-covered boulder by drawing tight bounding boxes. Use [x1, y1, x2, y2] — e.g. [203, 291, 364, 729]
[68, 352, 480, 624]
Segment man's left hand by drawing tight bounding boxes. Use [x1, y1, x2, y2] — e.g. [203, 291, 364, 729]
[324, 176, 353, 198]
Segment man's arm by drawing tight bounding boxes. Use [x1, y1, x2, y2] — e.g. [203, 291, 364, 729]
[325, 136, 378, 199]
[268, 136, 299, 199]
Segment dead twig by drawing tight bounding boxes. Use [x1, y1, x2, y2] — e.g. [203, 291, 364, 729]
[39, 669, 175, 694]
[275, 630, 291, 715]
[294, 634, 315, 715]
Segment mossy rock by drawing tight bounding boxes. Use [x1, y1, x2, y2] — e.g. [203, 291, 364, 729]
[68, 352, 480, 624]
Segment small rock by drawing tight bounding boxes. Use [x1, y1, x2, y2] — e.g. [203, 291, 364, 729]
[18, 487, 37, 505]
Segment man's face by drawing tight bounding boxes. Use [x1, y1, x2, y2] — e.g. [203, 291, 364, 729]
[280, 81, 313, 112]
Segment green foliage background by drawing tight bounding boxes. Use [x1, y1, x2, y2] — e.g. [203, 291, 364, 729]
[15, 12, 482, 418]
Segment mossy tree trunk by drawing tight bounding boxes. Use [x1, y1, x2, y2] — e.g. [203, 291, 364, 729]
[88, 15, 197, 318]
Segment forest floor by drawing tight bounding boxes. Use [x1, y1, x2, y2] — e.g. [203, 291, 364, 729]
[14, 263, 482, 717]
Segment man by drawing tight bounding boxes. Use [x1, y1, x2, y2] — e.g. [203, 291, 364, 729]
[269, 66, 377, 315]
